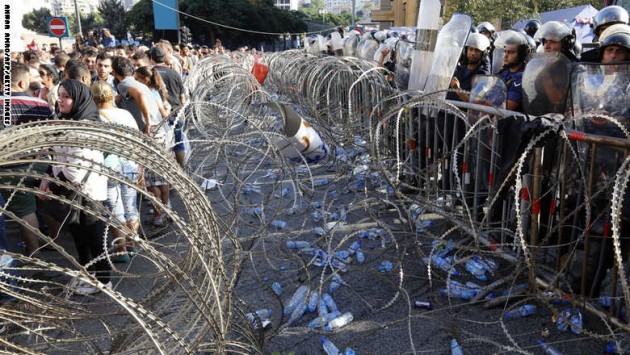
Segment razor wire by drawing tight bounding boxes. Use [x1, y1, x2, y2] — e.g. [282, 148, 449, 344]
[0, 49, 629, 354]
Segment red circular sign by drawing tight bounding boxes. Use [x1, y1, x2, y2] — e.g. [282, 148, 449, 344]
[49, 18, 67, 37]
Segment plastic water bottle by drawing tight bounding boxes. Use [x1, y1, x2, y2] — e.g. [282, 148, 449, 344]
[270, 220, 288, 230]
[356, 251, 365, 264]
[271, 282, 282, 296]
[308, 310, 341, 328]
[556, 308, 571, 332]
[275, 187, 289, 198]
[464, 259, 488, 281]
[409, 204, 424, 220]
[570, 308, 583, 334]
[329, 280, 341, 293]
[311, 201, 322, 209]
[314, 178, 332, 187]
[313, 227, 326, 236]
[335, 250, 351, 260]
[286, 241, 311, 250]
[322, 293, 339, 313]
[321, 336, 341, 355]
[504, 304, 536, 319]
[416, 219, 435, 233]
[284, 285, 309, 315]
[311, 210, 324, 222]
[344, 348, 356, 355]
[348, 241, 361, 254]
[243, 207, 263, 216]
[451, 339, 463, 355]
[440, 280, 478, 300]
[245, 309, 272, 323]
[319, 297, 329, 315]
[378, 260, 393, 272]
[538, 339, 563, 355]
[287, 303, 307, 325]
[243, 185, 262, 194]
[473, 255, 498, 273]
[325, 312, 353, 331]
[424, 255, 459, 276]
[432, 239, 453, 258]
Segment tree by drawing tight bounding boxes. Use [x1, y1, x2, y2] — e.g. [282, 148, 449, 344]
[98, 0, 127, 39]
[126, 0, 155, 40]
[22, 8, 53, 34]
[67, 13, 103, 37]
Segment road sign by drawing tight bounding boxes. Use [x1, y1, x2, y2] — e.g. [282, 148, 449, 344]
[48, 17, 70, 38]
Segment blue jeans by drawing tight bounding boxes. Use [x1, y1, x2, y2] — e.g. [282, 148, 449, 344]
[105, 160, 139, 223]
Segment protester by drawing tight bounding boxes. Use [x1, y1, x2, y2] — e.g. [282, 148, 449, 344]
[39, 79, 111, 295]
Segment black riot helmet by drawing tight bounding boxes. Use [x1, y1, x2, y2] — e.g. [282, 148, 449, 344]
[524, 20, 542, 37]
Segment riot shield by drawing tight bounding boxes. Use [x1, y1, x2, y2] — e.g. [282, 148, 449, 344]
[522, 52, 572, 116]
[359, 38, 379, 61]
[568, 62, 630, 129]
[423, 13, 472, 99]
[407, 0, 441, 90]
[469, 75, 507, 108]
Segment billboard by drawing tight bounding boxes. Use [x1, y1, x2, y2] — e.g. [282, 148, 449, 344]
[153, 0, 179, 30]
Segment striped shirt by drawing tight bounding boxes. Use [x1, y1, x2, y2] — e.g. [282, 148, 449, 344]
[11, 92, 56, 125]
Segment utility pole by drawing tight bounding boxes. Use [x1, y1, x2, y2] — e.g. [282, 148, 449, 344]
[351, 0, 356, 27]
[73, 0, 82, 35]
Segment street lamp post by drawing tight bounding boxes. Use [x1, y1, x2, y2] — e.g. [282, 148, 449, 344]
[73, 0, 82, 35]
[351, 0, 356, 28]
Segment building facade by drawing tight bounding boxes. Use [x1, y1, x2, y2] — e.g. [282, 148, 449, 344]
[371, 0, 420, 28]
[274, 0, 299, 11]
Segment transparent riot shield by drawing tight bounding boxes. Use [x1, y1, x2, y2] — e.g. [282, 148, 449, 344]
[469, 75, 507, 108]
[423, 13, 472, 99]
[569, 62, 630, 129]
[522, 52, 572, 116]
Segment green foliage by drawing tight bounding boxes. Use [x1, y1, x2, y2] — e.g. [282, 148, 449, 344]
[126, 0, 154, 39]
[98, 0, 127, 39]
[445, 0, 597, 29]
[22, 8, 53, 34]
[178, 0, 306, 45]
[67, 13, 103, 36]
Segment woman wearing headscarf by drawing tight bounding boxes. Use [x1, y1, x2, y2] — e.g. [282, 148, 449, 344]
[39, 79, 112, 295]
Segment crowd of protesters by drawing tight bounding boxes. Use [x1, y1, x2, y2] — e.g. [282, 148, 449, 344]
[0, 33, 239, 295]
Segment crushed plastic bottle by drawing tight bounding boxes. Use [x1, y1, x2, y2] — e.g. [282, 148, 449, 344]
[538, 339, 563, 355]
[335, 250, 351, 260]
[275, 187, 289, 198]
[286, 241, 312, 250]
[378, 260, 393, 272]
[308, 310, 341, 328]
[313, 227, 326, 236]
[416, 219, 435, 233]
[311, 210, 324, 222]
[423, 255, 460, 276]
[311, 201, 322, 209]
[242, 184, 262, 194]
[356, 251, 365, 264]
[344, 348, 356, 355]
[431, 239, 453, 258]
[271, 282, 282, 296]
[308, 292, 319, 312]
[409, 204, 425, 220]
[451, 339, 463, 355]
[243, 207, 263, 216]
[556, 308, 571, 332]
[313, 178, 332, 187]
[322, 293, 339, 313]
[348, 241, 361, 254]
[329, 280, 341, 293]
[504, 304, 536, 319]
[605, 339, 630, 354]
[270, 220, 288, 230]
[321, 336, 341, 355]
[319, 297, 329, 315]
[464, 258, 488, 281]
[325, 312, 354, 331]
[570, 308, 583, 334]
[284, 285, 309, 315]
[245, 309, 272, 323]
[440, 280, 478, 300]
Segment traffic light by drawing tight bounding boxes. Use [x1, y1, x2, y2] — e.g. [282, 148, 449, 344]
[180, 26, 191, 44]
